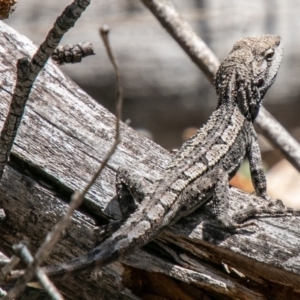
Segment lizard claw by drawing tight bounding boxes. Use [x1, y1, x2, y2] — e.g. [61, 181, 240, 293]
[214, 218, 259, 233]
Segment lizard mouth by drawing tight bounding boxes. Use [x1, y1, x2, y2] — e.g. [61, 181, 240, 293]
[263, 40, 284, 89]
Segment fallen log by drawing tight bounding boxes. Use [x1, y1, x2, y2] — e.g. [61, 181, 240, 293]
[0, 21, 300, 300]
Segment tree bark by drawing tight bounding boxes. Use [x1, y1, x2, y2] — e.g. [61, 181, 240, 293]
[0, 21, 300, 300]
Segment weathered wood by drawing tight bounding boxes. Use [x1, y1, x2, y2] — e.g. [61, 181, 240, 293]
[5, 0, 300, 151]
[1, 21, 300, 300]
[0, 20, 168, 299]
[0, 166, 130, 300]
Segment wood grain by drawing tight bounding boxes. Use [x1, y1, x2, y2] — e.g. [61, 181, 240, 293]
[0, 21, 300, 300]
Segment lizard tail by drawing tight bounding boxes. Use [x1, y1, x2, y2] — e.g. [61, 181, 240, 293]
[4, 246, 120, 284]
[40, 247, 120, 277]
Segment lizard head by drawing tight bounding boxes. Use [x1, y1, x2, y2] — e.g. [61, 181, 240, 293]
[215, 35, 284, 121]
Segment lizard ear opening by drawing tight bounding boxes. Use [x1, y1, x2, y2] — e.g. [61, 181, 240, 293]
[264, 48, 275, 61]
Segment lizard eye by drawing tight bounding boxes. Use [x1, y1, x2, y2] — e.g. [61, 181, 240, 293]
[265, 48, 275, 61]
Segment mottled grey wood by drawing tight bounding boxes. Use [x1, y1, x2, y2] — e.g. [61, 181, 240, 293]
[4, 0, 300, 151]
[0, 166, 129, 300]
[0, 21, 300, 300]
[0, 21, 167, 216]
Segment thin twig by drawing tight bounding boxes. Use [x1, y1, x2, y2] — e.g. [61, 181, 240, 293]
[1, 256, 20, 277]
[140, 0, 300, 172]
[34, 269, 63, 300]
[2, 1, 92, 298]
[10, 242, 63, 300]
[2, 20, 124, 299]
[140, 0, 219, 82]
[0, 0, 91, 179]
[100, 24, 123, 142]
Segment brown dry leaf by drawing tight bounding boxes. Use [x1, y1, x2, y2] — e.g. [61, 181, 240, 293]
[0, 0, 17, 19]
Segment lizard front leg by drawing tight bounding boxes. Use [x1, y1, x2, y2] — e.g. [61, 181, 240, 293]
[247, 124, 269, 199]
[229, 128, 300, 224]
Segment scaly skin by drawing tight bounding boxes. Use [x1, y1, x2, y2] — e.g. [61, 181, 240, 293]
[10, 35, 285, 278]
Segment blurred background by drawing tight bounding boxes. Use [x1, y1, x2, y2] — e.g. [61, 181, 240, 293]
[3, 0, 300, 206]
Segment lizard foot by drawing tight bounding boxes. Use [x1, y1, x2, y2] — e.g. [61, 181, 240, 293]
[213, 217, 259, 233]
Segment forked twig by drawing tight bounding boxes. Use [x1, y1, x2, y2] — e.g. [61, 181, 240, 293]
[2, 21, 124, 300]
[0, 0, 91, 179]
[12, 242, 63, 300]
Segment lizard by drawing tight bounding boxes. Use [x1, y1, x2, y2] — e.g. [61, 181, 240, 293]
[7, 34, 285, 278]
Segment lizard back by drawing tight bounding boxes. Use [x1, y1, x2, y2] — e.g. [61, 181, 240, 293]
[39, 34, 283, 277]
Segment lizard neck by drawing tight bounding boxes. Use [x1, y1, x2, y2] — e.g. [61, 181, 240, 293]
[216, 70, 256, 122]
[152, 103, 246, 202]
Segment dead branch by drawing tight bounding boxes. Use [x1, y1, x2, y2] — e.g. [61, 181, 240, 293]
[0, 0, 91, 179]
[1, 13, 124, 300]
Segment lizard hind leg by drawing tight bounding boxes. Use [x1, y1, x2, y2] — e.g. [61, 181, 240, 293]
[231, 199, 300, 224]
[192, 168, 259, 232]
[176, 168, 257, 232]
[207, 168, 256, 231]
[95, 168, 148, 244]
